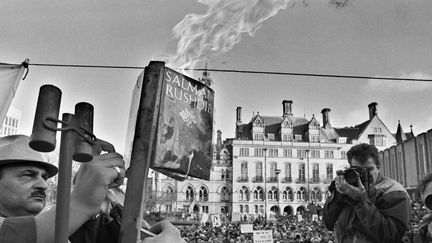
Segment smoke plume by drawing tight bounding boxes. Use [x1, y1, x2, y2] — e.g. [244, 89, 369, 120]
[166, 0, 349, 70]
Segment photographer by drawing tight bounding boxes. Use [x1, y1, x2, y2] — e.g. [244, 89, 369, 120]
[323, 143, 410, 243]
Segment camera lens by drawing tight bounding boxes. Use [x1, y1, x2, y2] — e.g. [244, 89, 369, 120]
[425, 194, 432, 211]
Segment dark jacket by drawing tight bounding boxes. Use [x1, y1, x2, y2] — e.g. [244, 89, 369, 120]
[0, 216, 36, 243]
[323, 174, 411, 243]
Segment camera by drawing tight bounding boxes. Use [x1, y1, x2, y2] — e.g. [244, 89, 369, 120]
[336, 166, 370, 192]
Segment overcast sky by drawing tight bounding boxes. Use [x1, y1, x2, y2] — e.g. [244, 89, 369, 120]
[2, 0, 432, 154]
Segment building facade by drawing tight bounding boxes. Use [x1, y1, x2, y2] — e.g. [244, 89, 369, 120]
[154, 100, 398, 220]
[230, 100, 395, 219]
[0, 106, 21, 136]
[379, 125, 432, 199]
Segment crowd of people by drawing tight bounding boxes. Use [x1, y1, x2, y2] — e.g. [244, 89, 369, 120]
[178, 214, 333, 243]
[175, 200, 432, 243]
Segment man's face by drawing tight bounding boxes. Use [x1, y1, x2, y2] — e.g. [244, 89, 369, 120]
[351, 157, 380, 186]
[0, 165, 49, 217]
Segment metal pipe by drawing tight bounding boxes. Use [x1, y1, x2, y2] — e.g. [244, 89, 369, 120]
[306, 149, 310, 203]
[264, 151, 267, 222]
[54, 113, 76, 243]
[29, 85, 62, 152]
[73, 102, 94, 162]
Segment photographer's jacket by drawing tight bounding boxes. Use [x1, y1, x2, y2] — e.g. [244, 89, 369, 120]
[323, 174, 410, 243]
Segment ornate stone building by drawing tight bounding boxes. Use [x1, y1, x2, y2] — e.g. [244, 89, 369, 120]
[230, 101, 396, 219]
[154, 100, 398, 220]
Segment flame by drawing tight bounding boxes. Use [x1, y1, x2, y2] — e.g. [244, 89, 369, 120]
[166, 0, 349, 70]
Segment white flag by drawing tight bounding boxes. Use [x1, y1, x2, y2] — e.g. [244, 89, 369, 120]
[0, 60, 28, 124]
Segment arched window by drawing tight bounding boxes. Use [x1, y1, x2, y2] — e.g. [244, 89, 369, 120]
[297, 187, 306, 201]
[245, 205, 249, 213]
[312, 187, 322, 201]
[221, 169, 225, 179]
[199, 186, 208, 201]
[254, 187, 264, 201]
[186, 186, 194, 201]
[221, 186, 230, 201]
[267, 190, 273, 200]
[287, 188, 294, 201]
[166, 186, 175, 201]
[270, 187, 278, 200]
[283, 187, 293, 201]
[240, 205, 243, 213]
[239, 186, 249, 201]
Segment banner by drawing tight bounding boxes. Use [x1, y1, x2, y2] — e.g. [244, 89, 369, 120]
[211, 214, 221, 227]
[200, 213, 209, 225]
[240, 224, 254, 233]
[253, 230, 273, 243]
[0, 61, 27, 125]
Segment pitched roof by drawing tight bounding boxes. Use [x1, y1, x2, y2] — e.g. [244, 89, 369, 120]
[395, 121, 407, 143]
[334, 127, 361, 143]
[237, 115, 310, 139]
[354, 120, 370, 136]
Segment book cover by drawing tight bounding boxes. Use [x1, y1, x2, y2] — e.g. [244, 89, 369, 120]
[151, 66, 214, 181]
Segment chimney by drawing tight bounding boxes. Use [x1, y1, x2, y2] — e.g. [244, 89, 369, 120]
[236, 107, 242, 125]
[216, 130, 222, 150]
[368, 102, 378, 120]
[236, 107, 243, 139]
[282, 100, 293, 116]
[321, 108, 331, 127]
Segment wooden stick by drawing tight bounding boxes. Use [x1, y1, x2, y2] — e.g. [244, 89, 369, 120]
[119, 61, 166, 243]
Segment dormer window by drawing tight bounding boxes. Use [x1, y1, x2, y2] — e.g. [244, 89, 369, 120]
[254, 133, 264, 140]
[310, 123, 319, 130]
[295, 134, 302, 141]
[254, 118, 264, 127]
[282, 121, 292, 128]
[267, 133, 275, 141]
[282, 134, 292, 142]
[373, 127, 382, 133]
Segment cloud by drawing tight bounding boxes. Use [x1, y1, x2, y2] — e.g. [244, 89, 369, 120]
[366, 71, 432, 92]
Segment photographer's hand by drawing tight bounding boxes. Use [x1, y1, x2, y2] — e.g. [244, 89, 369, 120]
[335, 175, 367, 200]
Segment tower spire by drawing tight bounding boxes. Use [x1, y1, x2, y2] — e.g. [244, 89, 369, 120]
[199, 59, 213, 87]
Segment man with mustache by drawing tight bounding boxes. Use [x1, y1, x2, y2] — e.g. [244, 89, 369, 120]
[0, 135, 184, 243]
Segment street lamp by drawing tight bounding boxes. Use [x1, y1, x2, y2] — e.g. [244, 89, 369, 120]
[263, 148, 268, 222]
[305, 149, 310, 203]
[274, 168, 281, 215]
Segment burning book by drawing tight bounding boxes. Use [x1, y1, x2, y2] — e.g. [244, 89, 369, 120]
[125, 61, 214, 181]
